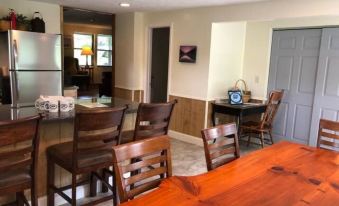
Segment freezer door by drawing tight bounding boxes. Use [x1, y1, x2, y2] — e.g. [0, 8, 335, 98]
[11, 71, 62, 107]
[10, 30, 61, 71]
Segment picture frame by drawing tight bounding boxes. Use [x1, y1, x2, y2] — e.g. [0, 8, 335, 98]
[179, 45, 197, 63]
[228, 90, 243, 105]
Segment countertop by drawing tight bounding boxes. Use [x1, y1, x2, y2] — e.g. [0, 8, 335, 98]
[0, 97, 139, 122]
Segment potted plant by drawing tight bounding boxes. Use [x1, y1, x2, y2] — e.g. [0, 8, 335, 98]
[0, 16, 10, 31]
[16, 14, 31, 31]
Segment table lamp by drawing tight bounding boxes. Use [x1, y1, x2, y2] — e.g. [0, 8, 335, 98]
[81, 46, 93, 69]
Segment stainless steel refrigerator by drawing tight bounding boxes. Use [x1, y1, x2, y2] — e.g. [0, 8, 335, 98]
[0, 30, 62, 107]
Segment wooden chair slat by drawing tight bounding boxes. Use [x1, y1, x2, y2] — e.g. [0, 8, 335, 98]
[78, 130, 119, 142]
[125, 166, 167, 186]
[0, 146, 33, 160]
[122, 155, 167, 173]
[319, 131, 339, 140]
[0, 159, 32, 173]
[319, 139, 339, 148]
[212, 156, 237, 169]
[113, 136, 172, 203]
[210, 147, 236, 160]
[201, 123, 240, 171]
[317, 119, 339, 151]
[128, 179, 162, 199]
[138, 122, 168, 131]
[208, 139, 234, 150]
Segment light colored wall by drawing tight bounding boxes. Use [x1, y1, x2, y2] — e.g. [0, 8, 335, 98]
[0, 0, 61, 34]
[208, 22, 246, 100]
[116, 0, 339, 101]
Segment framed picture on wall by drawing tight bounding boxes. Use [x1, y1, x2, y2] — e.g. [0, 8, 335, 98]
[179, 45, 197, 63]
[64, 35, 72, 48]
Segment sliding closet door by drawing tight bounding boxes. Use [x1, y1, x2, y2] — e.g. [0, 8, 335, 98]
[309, 28, 339, 146]
[268, 29, 322, 144]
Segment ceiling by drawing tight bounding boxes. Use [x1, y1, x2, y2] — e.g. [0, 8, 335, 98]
[29, 0, 267, 14]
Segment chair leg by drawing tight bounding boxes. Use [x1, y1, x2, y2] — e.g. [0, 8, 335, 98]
[90, 172, 98, 197]
[47, 158, 55, 206]
[71, 174, 77, 206]
[101, 169, 109, 193]
[31, 185, 38, 206]
[112, 172, 118, 206]
[260, 132, 265, 148]
[269, 130, 274, 144]
[247, 132, 251, 147]
[16, 192, 24, 206]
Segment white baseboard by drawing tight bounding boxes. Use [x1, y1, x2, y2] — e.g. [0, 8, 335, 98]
[168, 130, 203, 147]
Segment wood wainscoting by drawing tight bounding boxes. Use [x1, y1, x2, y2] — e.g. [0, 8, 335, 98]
[169, 95, 207, 137]
[114, 87, 144, 103]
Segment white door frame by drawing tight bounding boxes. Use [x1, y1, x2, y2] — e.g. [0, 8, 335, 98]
[144, 23, 173, 103]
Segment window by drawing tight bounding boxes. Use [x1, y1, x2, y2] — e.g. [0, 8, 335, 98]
[73, 33, 93, 66]
[97, 34, 112, 66]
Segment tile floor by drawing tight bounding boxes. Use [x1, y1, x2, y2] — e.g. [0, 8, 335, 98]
[95, 138, 261, 206]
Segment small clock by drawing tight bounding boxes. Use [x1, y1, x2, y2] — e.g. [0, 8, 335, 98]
[228, 90, 243, 105]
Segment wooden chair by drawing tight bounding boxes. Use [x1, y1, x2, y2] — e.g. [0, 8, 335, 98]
[46, 107, 126, 206]
[0, 115, 41, 206]
[317, 119, 339, 151]
[201, 123, 240, 171]
[240, 90, 284, 148]
[112, 136, 172, 203]
[121, 100, 177, 144]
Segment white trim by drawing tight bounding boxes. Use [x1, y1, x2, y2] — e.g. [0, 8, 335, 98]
[168, 130, 203, 147]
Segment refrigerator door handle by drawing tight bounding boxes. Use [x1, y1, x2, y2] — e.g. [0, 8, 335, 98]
[13, 72, 19, 100]
[13, 39, 18, 69]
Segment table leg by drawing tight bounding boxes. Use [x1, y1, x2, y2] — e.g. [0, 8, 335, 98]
[238, 113, 243, 136]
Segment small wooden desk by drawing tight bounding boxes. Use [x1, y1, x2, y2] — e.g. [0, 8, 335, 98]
[211, 101, 267, 129]
[121, 142, 339, 206]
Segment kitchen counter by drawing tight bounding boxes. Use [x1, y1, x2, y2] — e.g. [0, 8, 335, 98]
[0, 97, 139, 121]
[0, 97, 139, 204]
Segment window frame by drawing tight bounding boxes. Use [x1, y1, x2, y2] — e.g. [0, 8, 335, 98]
[73, 33, 94, 66]
[96, 34, 113, 67]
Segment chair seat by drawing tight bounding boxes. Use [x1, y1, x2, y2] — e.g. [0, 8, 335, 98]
[241, 121, 271, 132]
[47, 141, 113, 172]
[0, 168, 31, 193]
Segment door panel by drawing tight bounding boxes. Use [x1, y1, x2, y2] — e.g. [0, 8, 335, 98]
[268, 29, 322, 144]
[309, 28, 339, 145]
[10, 30, 61, 71]
[150, 27, 170, 103]
[13, 71, 62, 107]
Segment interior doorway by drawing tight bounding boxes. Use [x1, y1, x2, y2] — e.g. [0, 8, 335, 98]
[148, 27, 170, 103]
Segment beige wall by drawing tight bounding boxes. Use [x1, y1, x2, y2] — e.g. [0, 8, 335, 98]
[208, 21, 247, 100]
[63, 23, 112, 84]
[116, 0, 339, 102]
[0, 0, 61, 34]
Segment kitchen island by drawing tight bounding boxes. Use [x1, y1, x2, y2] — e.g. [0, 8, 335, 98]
[0, 97, 139, 204]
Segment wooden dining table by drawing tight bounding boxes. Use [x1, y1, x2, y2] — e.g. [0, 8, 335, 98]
[121, 141, 339, 206]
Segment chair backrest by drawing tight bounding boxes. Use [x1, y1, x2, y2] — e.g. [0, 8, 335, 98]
[112, 136, 172, 203]
[317, 119, 339, 151]
[201, 123, 240, 171]
[73, 106, 126, 170]
[133, 100, 177, 141]
[260, 90, 284, 129]
[0, 115, 40, 177]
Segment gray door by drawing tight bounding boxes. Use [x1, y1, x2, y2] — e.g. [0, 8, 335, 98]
[309, 28, 339, 146]
[150, 27, 170, 103]
[268, 29, 322, 144]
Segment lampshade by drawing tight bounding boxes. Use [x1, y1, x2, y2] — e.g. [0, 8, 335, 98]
[81, 46, 93, 55]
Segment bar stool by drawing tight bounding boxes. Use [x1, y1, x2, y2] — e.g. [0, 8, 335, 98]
[0, 115, 41, 206]
[121, 100, 177, 144]
[46, 107, 126, 206]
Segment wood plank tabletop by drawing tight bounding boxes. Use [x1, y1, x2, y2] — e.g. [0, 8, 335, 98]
[121, 141, 339, 206]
